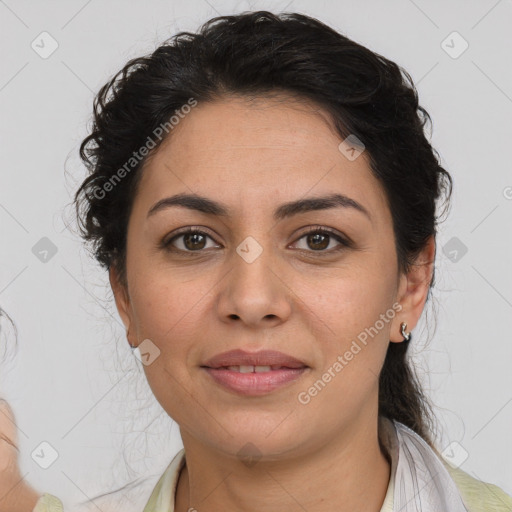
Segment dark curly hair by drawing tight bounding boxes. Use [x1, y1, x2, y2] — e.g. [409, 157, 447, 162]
[74, 10, 453, 448]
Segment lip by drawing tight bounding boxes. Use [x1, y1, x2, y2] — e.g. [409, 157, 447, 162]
[203, 366, 308, 396]
[201, 349, 309, 397]
[202, 349, 308, 369]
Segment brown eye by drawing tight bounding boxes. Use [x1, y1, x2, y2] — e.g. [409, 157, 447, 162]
[293, 227, 350, 254]
[305, 232, 330, 250]
[182, 232, 207, 250]
[162, 228, 219, 253]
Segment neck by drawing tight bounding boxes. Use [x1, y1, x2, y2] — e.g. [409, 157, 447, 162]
[175, 414, 391, 512]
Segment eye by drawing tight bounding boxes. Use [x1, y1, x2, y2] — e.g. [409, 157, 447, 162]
[161, 227, 220, 254]
[292, 226, 351, 254]
[160, 225, 351, 256]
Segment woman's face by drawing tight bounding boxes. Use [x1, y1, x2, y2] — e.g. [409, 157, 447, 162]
[111, 95, 424, 459]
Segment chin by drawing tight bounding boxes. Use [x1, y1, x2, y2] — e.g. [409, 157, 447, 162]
[204, 427, 307, 462]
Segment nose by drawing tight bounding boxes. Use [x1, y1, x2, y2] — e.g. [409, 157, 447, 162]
[215, 240, 292, 329]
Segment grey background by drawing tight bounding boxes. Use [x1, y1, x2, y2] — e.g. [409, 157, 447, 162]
[1, 0, 511, 510]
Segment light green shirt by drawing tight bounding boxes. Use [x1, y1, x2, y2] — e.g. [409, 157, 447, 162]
[34, 447, 512, 511]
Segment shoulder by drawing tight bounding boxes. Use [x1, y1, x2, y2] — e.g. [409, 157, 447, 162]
[143, 448, 186, 512]
[32, 450, 186, 512]
[440, 458, 512, 512]
[32, 493, 64, 512]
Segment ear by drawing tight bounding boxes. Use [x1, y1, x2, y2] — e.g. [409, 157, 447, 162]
[390, 235, 436, 343]
[109, 265, 138, 349]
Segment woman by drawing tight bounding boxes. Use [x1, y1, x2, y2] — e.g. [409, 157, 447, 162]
[1, 10, 511, 512]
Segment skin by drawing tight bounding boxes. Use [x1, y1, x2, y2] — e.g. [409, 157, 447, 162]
[110, 94, 435, 512]
[0, 93, 434, 511]
[0, 400, 41, 512]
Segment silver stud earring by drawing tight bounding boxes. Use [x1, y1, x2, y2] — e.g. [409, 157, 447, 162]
[400, 322, 411, 342]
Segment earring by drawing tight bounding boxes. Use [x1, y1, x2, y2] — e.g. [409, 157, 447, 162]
[400, 322, 411, 342]
[129, 343, 136, 352]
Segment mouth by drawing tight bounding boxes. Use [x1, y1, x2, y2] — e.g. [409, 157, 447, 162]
[200, 349, 309, 396]
[201, 364, 309, 396]
[202, 348, 308, 369]
[205, 364, 305, 373]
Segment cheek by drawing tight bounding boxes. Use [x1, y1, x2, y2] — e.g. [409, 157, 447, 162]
[129, 268, 205, 336]
[299, 263, 396, 393]
[303, 261, 396, 338]
[129, 277, 204, 418]
[296, 281, 393, 421]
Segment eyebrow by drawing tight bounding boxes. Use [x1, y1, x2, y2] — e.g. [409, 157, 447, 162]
[147, 192, 372, 222]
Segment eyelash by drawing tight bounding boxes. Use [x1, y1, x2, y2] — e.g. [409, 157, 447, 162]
[160, 225, 352, 257]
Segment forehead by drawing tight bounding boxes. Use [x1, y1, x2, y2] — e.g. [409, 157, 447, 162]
[155, 94, 348, 169]
[135, 95, 390, 225]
